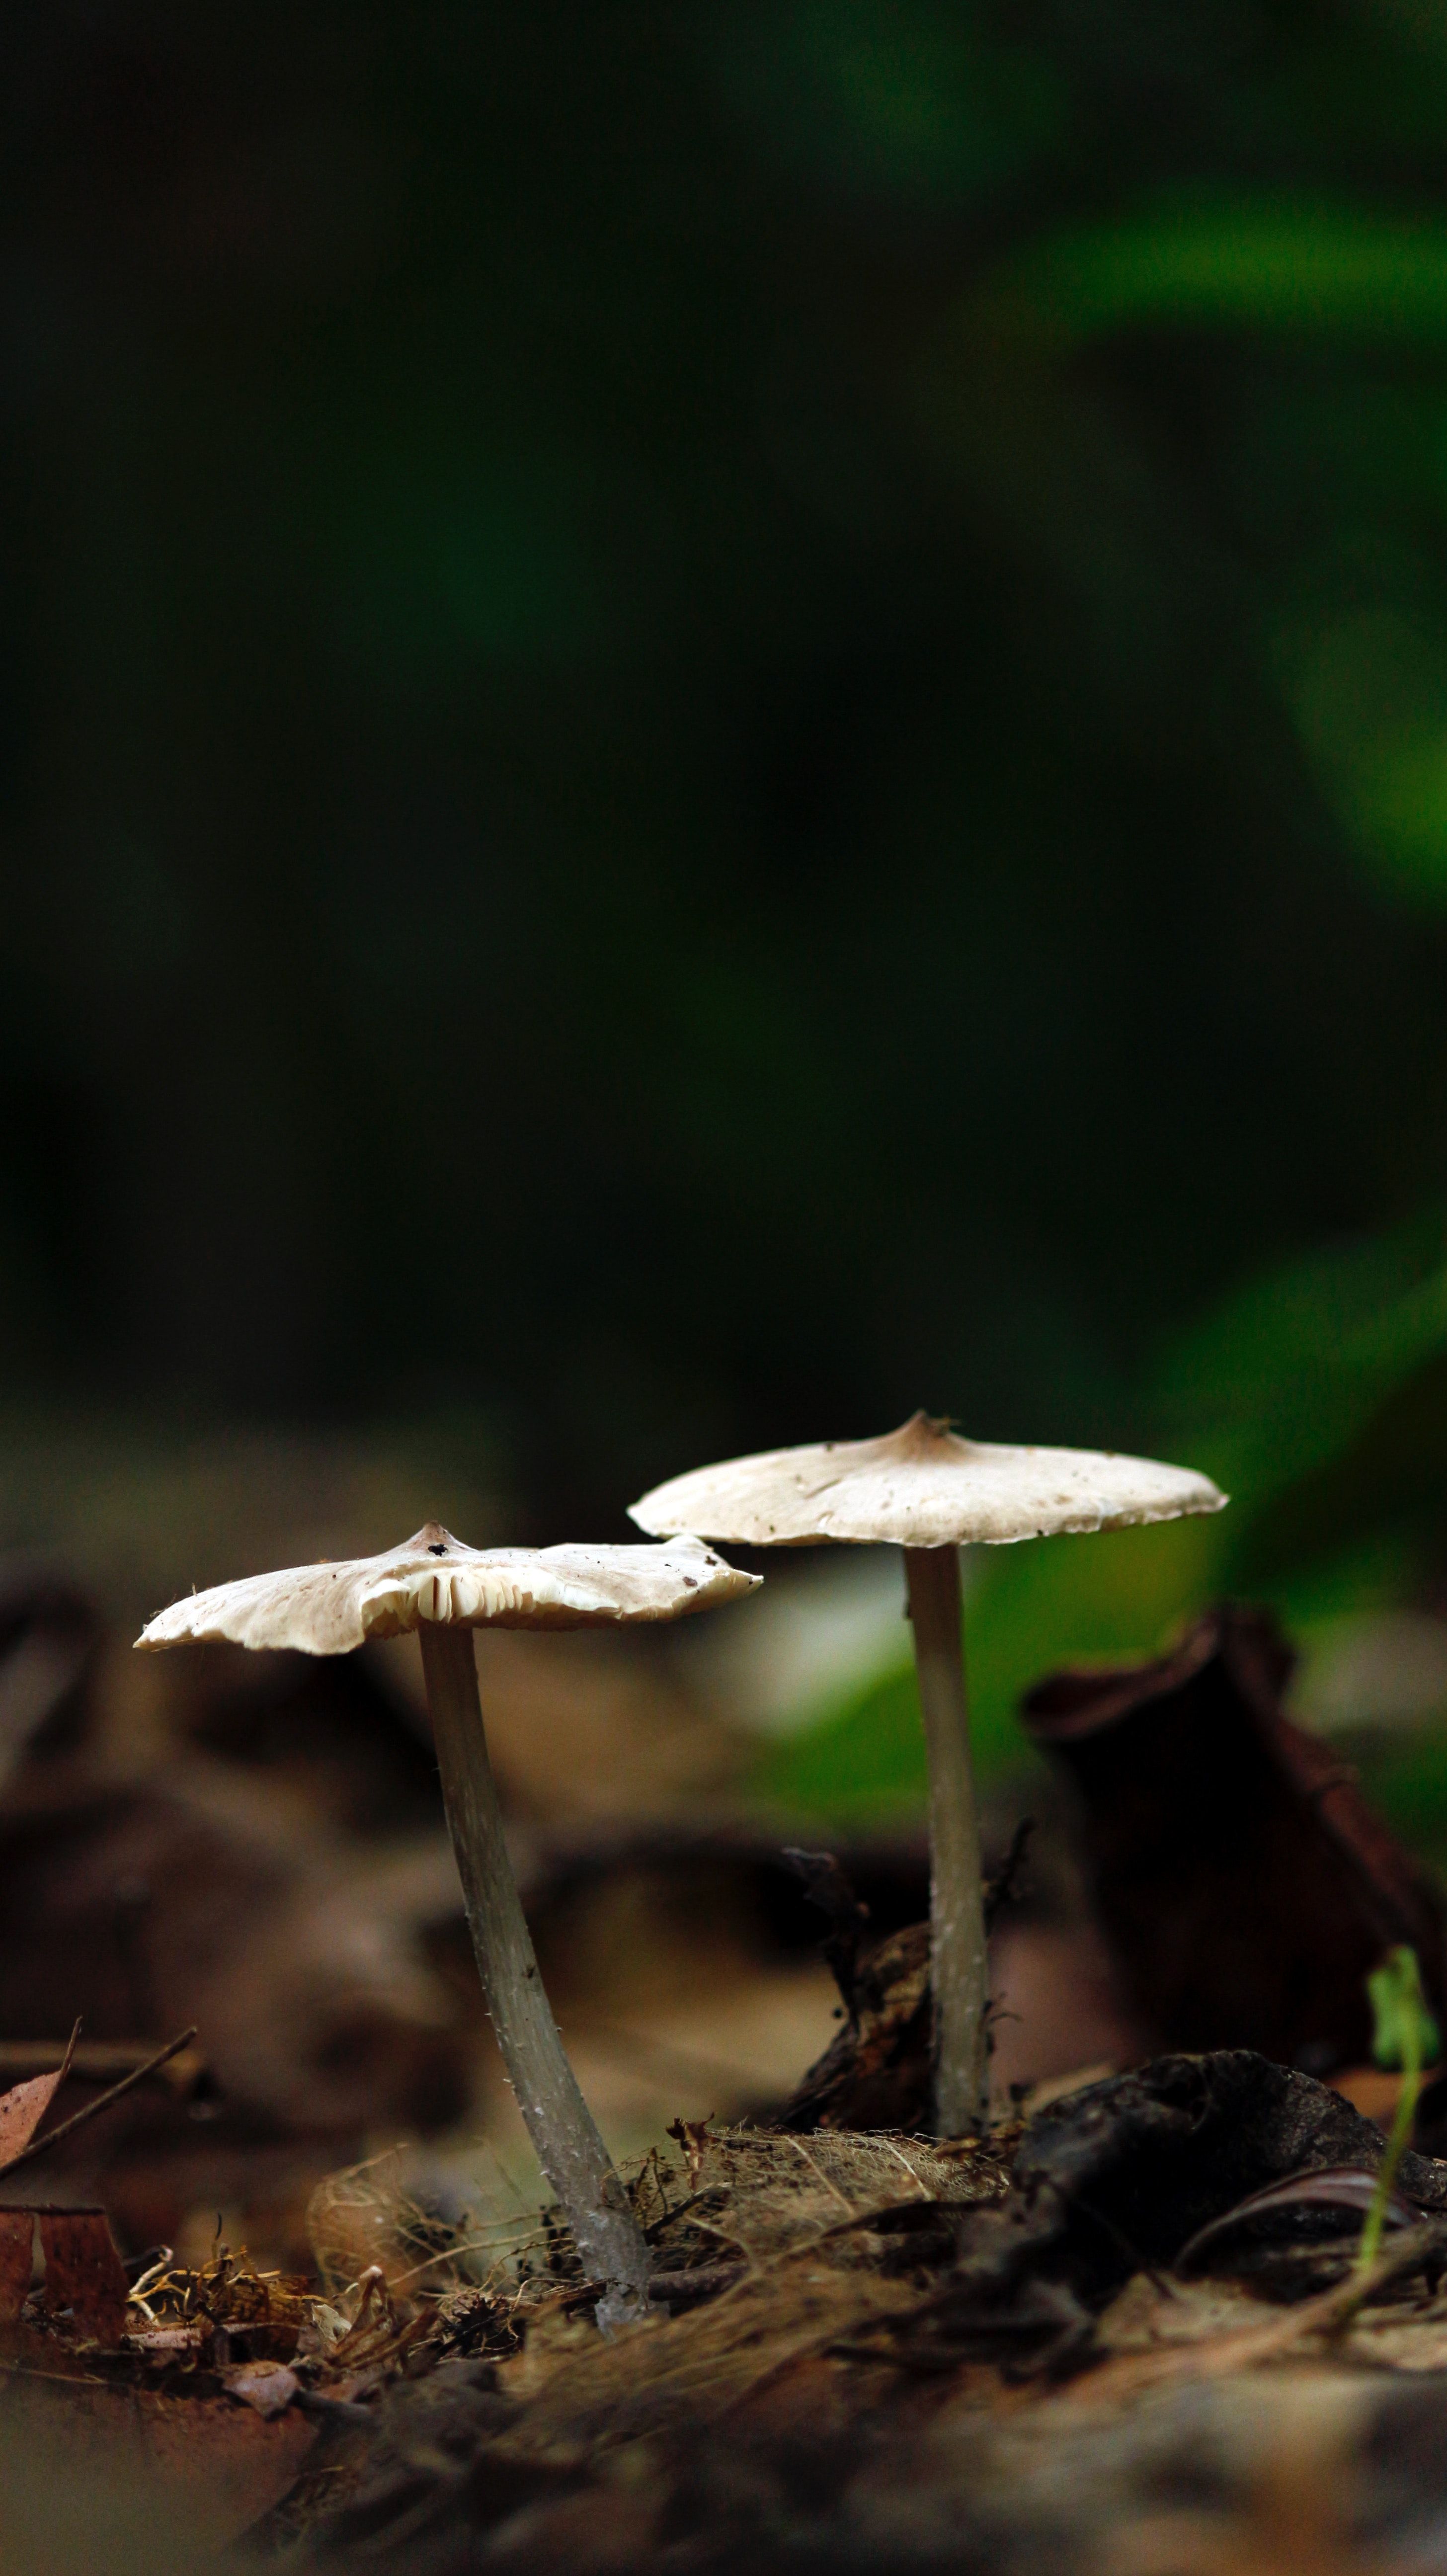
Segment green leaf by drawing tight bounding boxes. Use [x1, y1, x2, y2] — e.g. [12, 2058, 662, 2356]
[1367, 1944, 1440, 2072]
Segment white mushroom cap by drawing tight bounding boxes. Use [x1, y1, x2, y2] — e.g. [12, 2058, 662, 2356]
[137, 1524, 760, 1657]
[630, 1412, 1226, 1551]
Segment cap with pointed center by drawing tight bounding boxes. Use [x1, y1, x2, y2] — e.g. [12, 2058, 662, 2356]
[632, 1415, 1226, 2134]
[138, 1524, 760, 2330]
[139, 1523, 752, 1652]
[631, 1411, 1223, 1550]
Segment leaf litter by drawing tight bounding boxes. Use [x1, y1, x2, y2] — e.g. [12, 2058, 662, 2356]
[12, 2045, 1447, 2569]
[267, 2051, 1447, 2574]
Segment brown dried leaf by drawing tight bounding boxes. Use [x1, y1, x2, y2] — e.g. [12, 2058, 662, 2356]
[665, 2117, 717, 2191]
[1176, 2165, 1419, 2274]
[0, 2209, 32, 2319]
[1022, 1605, 1447, 2068]
[222, 2360, 300, 2418]
[0, 2039, 73, 2173]
[39, 2206, 129, 2343]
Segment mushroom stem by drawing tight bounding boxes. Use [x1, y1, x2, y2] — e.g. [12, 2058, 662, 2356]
[903, 1544, 989, 2136]
[418, 1624, 652, 2331]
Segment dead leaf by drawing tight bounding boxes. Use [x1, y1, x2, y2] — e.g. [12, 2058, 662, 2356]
[1022, 1606, 1447, 2069]
[222, 2360, 300, 2419]
[39, 2207, 129, 2343]
[1176, 2165, 1419, 2274]
[0, 2210, 31, 2319]
[0, 2024, 77, 2172]
[666, 2116, 718, 2190]
[1057, 2222, 1447, 2406]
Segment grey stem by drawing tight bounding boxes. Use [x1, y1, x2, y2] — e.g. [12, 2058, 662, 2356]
[904, 1544, 989, 2136]
[418, 1622, 652, 2331]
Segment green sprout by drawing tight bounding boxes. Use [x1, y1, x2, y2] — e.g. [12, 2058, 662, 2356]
[1356, 1944, 1441, 2276]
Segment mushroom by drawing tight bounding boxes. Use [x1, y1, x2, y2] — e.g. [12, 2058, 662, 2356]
[631, 1413, 1225, 2135]
[136, 1523, 760, 2329]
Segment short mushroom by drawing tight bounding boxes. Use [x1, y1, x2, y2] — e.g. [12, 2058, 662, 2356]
[631, 1413, 1225, 2136]
[137, 1523, 760, 2329]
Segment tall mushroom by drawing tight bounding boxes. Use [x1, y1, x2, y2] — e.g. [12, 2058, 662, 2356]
[631, 1413, 1225, 2136]
[137, 1523, 760, 2329]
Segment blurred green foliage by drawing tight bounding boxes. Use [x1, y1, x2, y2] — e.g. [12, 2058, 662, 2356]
[997, 206, 1447, 345]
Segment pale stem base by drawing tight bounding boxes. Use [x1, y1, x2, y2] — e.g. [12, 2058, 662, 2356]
[419, 1623, 652, 2330]
[904, 1544, 989, 2135]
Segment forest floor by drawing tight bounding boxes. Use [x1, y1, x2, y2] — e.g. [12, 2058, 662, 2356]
[10, 2050, 1447, 2575]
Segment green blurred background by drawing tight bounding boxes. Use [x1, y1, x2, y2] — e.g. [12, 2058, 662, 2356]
[9, 0, 1447, 1835]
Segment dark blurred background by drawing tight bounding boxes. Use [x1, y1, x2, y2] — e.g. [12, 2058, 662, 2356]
[10, 0, 1447, 1539]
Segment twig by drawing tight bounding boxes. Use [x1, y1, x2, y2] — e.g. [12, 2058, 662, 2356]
[0, 2357, 108, 2389]
[0, 2027, 198, 2179]
[0, 2038, 200, 2094]
[386, 2229, 536, 2291]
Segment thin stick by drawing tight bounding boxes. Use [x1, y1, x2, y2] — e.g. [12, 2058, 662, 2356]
[0, 2039, 199, 2092]
[386, 2232, 532, 2291]
[905, 1545, 987, 2134]
[0, 2027, 197, 2179]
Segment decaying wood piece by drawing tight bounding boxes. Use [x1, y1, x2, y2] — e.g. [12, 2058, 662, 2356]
[777, 1828, 1033, 2134]
[778, 1922, 934, 2134]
